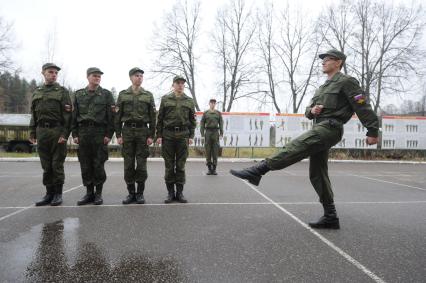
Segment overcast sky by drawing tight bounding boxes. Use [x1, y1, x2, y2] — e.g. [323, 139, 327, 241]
[1, 0, 424, 112]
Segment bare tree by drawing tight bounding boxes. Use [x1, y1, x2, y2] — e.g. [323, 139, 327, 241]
[317, 0, 425, 114]
[370, 2, 425, 112]
[212, 0, 257, 112]
[256, 2, 281, 113]
[317, 0, 354, 74]
[44, 25, 57, 63]
[151, 0, 201, 110]
[0, 17, 15, 71]
[274, 5, 322, 113]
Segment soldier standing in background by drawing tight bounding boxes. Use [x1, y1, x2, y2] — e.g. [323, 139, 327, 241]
[115, 68, 156, 205]
[200, 98, 223, 175]
[230, 50, 379, 229]
[72, 67, 115, 206]
[29, 63, 72, 206]
[156, 75, 196, 203]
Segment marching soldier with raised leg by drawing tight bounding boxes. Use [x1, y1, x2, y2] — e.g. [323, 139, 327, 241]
[230, 50, 379, 229]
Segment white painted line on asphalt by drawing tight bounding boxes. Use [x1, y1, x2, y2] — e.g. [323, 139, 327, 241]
[1, 200, 425, 210]
[1, 157, 426, 164]
[0, 175, 40, 178]
[0, 207, 27, 209]
[347, 174, 426, 192]
[0, 184, 83, 223]
[0, 203, 268, 209]
[240, 179, 387, 283]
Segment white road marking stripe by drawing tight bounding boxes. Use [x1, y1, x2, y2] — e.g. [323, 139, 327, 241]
[347, 174, 426, 192]
[240, 179, 386, 283]
[0, 200, 425, 210]
[0, 185, 83, 223]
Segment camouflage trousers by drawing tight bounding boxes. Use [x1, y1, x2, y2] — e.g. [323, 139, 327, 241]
[36, 127, 67, 186]
[204, 129, 220, 166]
[121, 127, 150, 184]
[77, 128, 108, 186]
[266, 120, 343, 204]
[161, 137, 188, 185]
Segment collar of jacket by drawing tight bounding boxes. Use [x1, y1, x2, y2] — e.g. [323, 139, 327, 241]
[85, 86, 103, 95]
[327, 72, 343, 83]
[168, 91, 189, 100]
[40, 82, 60, 90]
[126, 86, 146, 95]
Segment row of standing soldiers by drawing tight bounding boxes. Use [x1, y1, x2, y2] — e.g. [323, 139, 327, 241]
[30, 64, 223, 207]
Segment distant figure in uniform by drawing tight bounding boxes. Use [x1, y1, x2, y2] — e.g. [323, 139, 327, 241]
[29, 63, 72, 206]
[200, 98, 223, 175]
[72, 67, 115, 206]
[115, 68, 156, 205]
[156, 75, 196, 203]
[230, 50, 379, 229]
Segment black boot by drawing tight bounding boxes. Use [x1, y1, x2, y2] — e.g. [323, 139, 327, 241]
[77, 184, 95, 205]
[136, 182, 145, 204]
[309, 203, 340, 229]
[122, 183, 136, 204]
[50, 184, 63, 206]
[206, 164, 213, 175]
[211, 164, 218, 175]
[164, 183, 175, 204]
[35, 185, 54, 206]
[93, 184, 103, 205]
[175, 184, 188, 203]
[229, 160, 270, 186]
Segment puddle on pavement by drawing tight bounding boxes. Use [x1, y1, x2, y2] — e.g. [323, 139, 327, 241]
[0, 217, 186, 282]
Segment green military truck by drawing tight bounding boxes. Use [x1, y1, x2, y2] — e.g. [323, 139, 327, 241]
[0, 114, 32, 153]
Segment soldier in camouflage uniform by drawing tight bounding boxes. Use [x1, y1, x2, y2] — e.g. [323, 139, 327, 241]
[72, 67, 115, 206]
[156, 75, 196, 203]
[29, 63, 72, 206]
[230, 50, 379, 229]
[200, 98, 223, 175]
[115, 68, 156, 204]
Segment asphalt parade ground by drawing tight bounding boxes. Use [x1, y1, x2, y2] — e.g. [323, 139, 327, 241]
[0, 160, 425, 282]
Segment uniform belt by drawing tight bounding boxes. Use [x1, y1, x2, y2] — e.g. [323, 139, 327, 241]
[79, 120, 103, 127]
[124, 121, 147, 128]
[165, 126, 188, 132]
[206, 127, 219, 130]
[314, 117, 343, 126]
[37, 120, 62, 128]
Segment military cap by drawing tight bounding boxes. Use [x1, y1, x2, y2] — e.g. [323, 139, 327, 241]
[173, 75, 186, 83]
[209, 98, 217, 103]
[129, 67, 144, 76]
[87, 67, 104, 75]
[42, 63, 61, 71]
[319, 49, 347, 61]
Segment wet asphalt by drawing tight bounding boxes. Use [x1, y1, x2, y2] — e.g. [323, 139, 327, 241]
[0, 160, 425, 282]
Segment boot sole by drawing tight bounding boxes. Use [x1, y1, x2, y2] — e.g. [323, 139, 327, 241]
[309, 223, 340, 229]
[229, 170, 261, 186]
[77, 202, 94, 206]
[77, 199, 95, 206]
[35, 202, 52, 206]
